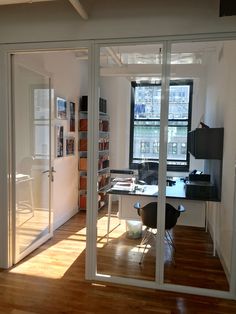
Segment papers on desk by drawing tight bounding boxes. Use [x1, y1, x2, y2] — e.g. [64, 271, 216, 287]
[112, 177, 133, 183]
[111, 177, 135, 191]
[111, 181, 135, 192]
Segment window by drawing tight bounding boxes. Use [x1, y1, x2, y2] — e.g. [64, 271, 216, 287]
[129, 80, 193, 171]
[31, 86, 51, 159]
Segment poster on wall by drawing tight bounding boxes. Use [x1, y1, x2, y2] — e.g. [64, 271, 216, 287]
[69, 101, 75, 132]
[66, 137, 75, 156]
[56, 125, 64, 158]
[56, 97, 67, 119]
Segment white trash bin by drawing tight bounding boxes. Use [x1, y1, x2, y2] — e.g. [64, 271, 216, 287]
[126, 220, 142, 239]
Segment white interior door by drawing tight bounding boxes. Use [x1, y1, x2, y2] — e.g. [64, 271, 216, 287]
[12, 54, 53, 263]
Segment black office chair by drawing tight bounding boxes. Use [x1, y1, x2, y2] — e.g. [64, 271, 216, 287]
[134, 201, 185, 264]
[137, 161, 159, 185]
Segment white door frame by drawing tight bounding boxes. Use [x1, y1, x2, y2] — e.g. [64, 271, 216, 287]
[0, 40, 91, 269]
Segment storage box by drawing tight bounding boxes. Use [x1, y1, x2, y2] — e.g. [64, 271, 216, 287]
[79, 139, 87, 151]
[80, 176, 87, 190]
[80, 195, 87, 209]
[189, 173, 210, 182]
[185, 181, 217, 200]
[79, 158, 87, 170]
[79, 119, 88, 131]
[188, 128, 224, 159]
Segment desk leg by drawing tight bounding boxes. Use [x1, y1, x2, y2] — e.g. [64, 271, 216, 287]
[205, 201, 208, 232]
[213, 203, 217, 257]
[106, 194, 112, 243]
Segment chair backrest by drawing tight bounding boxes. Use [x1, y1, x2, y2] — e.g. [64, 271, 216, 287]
[138, 202, 183, 230]
[138, 161, 159, 185]
[140, 202, 157, 229]
[165, 203, 181, 230]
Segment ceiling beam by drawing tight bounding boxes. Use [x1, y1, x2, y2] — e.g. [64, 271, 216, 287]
[0, 0, 55, 4]
[100, 64, 204, 78]
[0, 0, 89, 21]
[68, 0, 88, 20]
[105, 47, 123, 66]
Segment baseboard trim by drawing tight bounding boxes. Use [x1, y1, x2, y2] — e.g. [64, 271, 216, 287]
[53, 207, 79, 231]
[207, 221, 230, 284]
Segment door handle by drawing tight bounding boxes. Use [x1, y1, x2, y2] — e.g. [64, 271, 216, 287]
[42, 167, 56, 174]
[42, 167, 56, 182]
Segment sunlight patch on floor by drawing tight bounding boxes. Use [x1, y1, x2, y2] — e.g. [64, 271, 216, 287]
[10, 233, 86, 279]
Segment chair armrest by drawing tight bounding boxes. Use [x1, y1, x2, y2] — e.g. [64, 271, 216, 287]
[178, 205, 185, 212]
[134, 202, 141, 216]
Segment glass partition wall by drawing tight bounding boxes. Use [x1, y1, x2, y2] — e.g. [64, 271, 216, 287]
[96, 43, 163, 281]
[163, 40, 236, 292]
[89, 39, 236, 298]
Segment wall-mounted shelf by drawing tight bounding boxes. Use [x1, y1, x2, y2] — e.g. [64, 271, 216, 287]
[188, 128, 224, 160]
[78, 96, 110, 211]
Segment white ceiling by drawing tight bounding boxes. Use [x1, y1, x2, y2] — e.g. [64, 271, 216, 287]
[2, 1, 223, 81]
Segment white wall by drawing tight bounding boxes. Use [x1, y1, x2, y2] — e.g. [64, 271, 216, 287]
[204, 40, 236, 275]
[100, 77, 131, 170]
[43, 52, 87, 229]
[0, 0, 236, 44]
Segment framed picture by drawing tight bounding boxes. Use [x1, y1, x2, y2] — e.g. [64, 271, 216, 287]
[56, 97, 67, 119]
[69, 101, 75, 132]
[66, 137, 75, 156]
[56, 125, 64, 158]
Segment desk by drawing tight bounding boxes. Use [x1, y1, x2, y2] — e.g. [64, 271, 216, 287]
[106, 178, 219, 255]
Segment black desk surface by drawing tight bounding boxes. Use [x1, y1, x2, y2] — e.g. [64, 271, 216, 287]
[107, 179, 185, 198]
[106, 178, 220, 202]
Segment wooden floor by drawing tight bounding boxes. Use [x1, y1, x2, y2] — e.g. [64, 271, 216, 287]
[0, 210, 236, 314]
[97, 206, 229, 290]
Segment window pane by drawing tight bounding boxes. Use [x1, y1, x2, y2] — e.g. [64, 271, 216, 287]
[134, 85, 161, 119]
[169, 85, 190, 119]
[34, 122, 49, 157]
[133, 124, 160, 160]
[167, 126, 188, 160]
[130, 80, 192, 170]
[133, 124, 188, 163]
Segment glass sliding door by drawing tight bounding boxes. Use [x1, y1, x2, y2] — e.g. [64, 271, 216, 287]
[12, 54, 53, 263]
[163, 40, 236, 292]
[96, 43, 163, 281]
